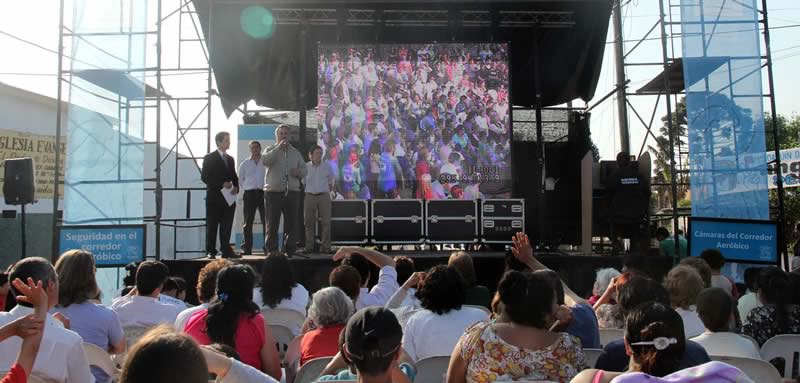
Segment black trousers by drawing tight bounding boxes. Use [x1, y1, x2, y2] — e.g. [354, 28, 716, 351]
[265, 191, 299, 253]
[242, 189, 266, 251]
[206, 193, 235, 254]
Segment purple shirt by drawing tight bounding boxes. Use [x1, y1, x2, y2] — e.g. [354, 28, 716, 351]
[55, 302, 124, 383]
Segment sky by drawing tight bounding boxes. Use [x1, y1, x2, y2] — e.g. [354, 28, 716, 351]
[1, 0, 800, 161]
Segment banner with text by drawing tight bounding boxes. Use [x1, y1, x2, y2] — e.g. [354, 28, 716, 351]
[58, 225, 146, 267]
[0, 128, 66, 199]
[767, 147, 800, 189]
[689, 218, 777, 263]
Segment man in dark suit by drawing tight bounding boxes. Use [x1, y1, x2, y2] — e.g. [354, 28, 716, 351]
[201, 131, 239, 258]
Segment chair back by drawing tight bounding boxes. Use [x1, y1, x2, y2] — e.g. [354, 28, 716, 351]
[464, 304, 491, 316]
[283, 334, 305, 383]
[583, 348, 603, 368]
[269, 324, 296, 362]
[710, 355, 782, 382]
[83, 342, 119, 378]
[415, 356, 450, 383]
[262, 308, 306, 336]
[294, 356, 334, 383]
[760, 334, 800, 378]
[598, 328, 625, 347]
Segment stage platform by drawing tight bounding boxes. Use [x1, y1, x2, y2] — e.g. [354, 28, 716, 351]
[164, 251, 674, 305]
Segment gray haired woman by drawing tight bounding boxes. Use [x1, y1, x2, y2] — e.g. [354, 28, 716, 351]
[298, 287, 354, 366]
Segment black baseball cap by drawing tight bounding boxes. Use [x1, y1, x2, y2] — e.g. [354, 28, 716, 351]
[344, 307, 402, 361]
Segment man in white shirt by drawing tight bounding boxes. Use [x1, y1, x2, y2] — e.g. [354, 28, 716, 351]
[691, 287, 761, 359]
[174, 259, 232, 331]
[738, 267, 763, 325]
[303, 145, 336, 254]
[333, 247, 399, 309]
[238, 140, 267, 255]
[0, 257, 95, 383]
[111, 261, 184, 328]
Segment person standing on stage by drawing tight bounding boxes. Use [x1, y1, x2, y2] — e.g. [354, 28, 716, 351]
[238, 140, 267, 256]
[303, 145, 335, 254]
[263, 125, 306, 255]
[201, 131, 239, 259]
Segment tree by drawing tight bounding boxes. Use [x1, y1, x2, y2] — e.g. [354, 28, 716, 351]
[765, 114, 800, 232]
[649, 97, 689, 211]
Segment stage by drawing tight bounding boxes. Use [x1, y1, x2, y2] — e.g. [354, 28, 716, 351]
[164, 251, 674, 305]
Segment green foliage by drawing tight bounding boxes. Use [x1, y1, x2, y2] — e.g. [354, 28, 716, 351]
[650, 97, 689, 209]
[764, 113, 800, 151]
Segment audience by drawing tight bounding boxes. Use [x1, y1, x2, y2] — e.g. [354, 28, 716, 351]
[161, 277, 187, 302]
[593, 272, 634, 329]
[336, 247, 399, 309]
[384, 271, 426, 328]
[54, 250, 125, 383]
[299, 287, 354, 366]
[691, 287, 760, 359]
[111, 261, 183, 327]
[447, 270, 587, 382]
[741, 266, 800, 346]
[678, 257, 712, 288]
[0, 278, 47, 383]
[253, 253, 309, 318]
[655, 227, 687, 258]
[573, 302, 686, 382]
[698, 249, 738, 298]
[393, 256, 416, 286]
[588, 267, 621, 306]
[175, 259, 232, 331]
[663, 265, 706, 338]
[594, 276, 711, 372]
[315, 307, 415, 382]
[0, 273, 9, 312]
[448, 251, 492, 309]
[401, 265, 488, 361]
[184, 264, 282, 379]
[329, 265, 362, 304]
[737, 267, 762, 326]
[0, 257, 95, 382]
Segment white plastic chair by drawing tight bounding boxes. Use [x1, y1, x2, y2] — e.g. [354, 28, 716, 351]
[262, 308, 306, 336]
[583, 348, 603, 368]
[760, 334, 800, 378]
[269, 324, 296, 362]
[83, 342, 120, 379]
[294, 356, 334, 383]
[598, 328, 625, 347]
[710, 355, 782, 382]
[415, 356, 450, 383]
[464, 304, 492, 316]
[283, 334, 305, 383]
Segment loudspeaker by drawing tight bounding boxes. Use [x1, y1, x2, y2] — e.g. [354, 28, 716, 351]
[3, 158, 35, 205]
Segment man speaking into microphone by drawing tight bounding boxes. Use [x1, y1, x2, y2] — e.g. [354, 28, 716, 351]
[263, 124, 307, 255]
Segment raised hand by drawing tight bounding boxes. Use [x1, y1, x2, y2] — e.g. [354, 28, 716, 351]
[12, 278, 47, 310]
[333, 246, 356, 262]
[510, 232, 533, 264]
[8, 315, 43, 338]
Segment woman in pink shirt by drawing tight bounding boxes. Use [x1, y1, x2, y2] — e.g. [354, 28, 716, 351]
[184, 265, 281, 380]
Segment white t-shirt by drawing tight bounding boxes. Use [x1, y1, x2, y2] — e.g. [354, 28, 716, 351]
[675, 307, 705, 339]
[175, 303, 209, 332]
[402, 307, 489, 361]
[711, 275, 733, 296]
[110, 295, 184, 328]
[738, 292, 762, 325]
[356, 266, 400, 310]
[252, 284, 309, 316]
[690, 331, 761, 359]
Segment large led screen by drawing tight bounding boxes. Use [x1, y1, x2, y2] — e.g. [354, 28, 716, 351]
[317, 43, 511, 200]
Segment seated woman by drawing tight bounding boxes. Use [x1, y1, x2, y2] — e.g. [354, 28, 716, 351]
[447, 270, 587, 383]
[184, 264, 282, 380]
[571, 302, 686, 383]
[742, 267, 800, 346]
[253, 253, 309, 317]
[448, 251, 491, 309]
[402, 265, 489, 362]
[593, 272, 634, 329]
[588, 267, 621, 306]
[54, 249, 126, 383]
[299, 287, 354, 366]
[663, 265, 706, 338]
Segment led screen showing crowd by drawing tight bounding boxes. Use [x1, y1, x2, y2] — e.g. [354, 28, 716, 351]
[317, 43, 511, 200]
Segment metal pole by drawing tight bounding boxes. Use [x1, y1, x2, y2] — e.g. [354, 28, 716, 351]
[52, 0, 66, 263]
[533, 26, 545, 246]
[761, 0, 788, 269]
[658, 0, 680, 262]
[612, 0, 630, 153]
[155, 0, 163, 260]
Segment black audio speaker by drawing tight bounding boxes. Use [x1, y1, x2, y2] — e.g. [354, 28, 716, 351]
[3, 158, 35, 205]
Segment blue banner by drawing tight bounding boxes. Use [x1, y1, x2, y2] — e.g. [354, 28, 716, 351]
[689, 218, 777, 263]
[58, 225, 146, 267]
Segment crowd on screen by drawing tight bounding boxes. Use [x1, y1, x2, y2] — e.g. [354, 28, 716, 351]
[316, 44, 512, 200]
[0, 234, 798, 382]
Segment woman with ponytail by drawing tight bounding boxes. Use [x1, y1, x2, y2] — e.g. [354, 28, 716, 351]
[742, 267, 800, 346]
[184, 265, 282, 380]
[446, 270, 586, 383]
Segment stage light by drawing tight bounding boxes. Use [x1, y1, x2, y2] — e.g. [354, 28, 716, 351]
[240, 6, 275, 40]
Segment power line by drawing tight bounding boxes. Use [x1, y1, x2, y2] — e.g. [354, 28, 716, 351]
[0, 29, 102, 70]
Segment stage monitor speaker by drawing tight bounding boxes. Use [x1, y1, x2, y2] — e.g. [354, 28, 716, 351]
[371, 199, 424, 244]
[328, 200, 369, 245]
[3, 158, 35, 205]
[481, 199, 525, 243]
[425, 200, 478, 244]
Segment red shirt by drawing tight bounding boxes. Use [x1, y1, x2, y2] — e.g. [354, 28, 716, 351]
[299, 324, 345, 366]
[184, 309, 266, 370]
[1, 363, 25, 383]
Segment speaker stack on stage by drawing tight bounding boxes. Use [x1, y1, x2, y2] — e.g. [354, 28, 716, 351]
[321, 198, 524, 245]
[3, 157, 35, 259]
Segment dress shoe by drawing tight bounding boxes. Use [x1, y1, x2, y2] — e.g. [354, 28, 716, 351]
[239, 249, 252, 256]
[205, 252, 217, 259]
